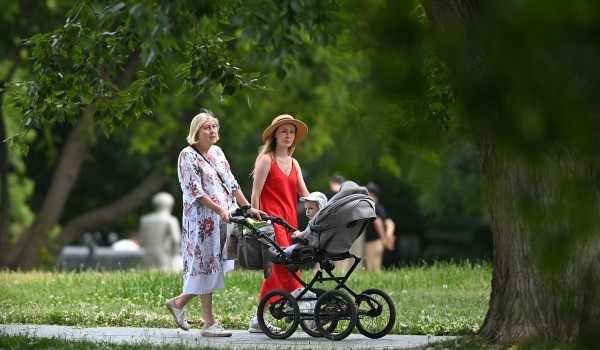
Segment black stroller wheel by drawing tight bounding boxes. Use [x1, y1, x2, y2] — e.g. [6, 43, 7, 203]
[257, 290, 299, 339]
[314, 290, 357, 341]
[300, 317, 338, 337]
[299, 288, 331, 337]
[355, 288, 396, 339]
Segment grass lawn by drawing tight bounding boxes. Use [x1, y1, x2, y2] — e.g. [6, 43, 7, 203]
[1, 261, 492, 349]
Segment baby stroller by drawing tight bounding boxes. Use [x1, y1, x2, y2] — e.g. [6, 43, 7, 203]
[229, 181, 396, 341]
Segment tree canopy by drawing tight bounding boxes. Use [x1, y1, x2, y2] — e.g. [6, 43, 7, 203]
[1, 0, 491, 268]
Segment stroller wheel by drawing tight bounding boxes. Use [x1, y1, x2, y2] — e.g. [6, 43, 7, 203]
[300, 317, 338, 338]
[355, 288, 396, 339]
[299, 288, 328, 338]
[314, 290, 357, 341]
[257, 290, 299, 339]
[299, 319, 321, 337]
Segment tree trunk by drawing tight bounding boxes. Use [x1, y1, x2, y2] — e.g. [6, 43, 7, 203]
[4, 116, 98, 268]
[57, 170, 167, 248]
[4, 121, 169, 268]
[2, 49, 142, 269]
[422, 0, 600, 346]
[479, 142, 600, 345]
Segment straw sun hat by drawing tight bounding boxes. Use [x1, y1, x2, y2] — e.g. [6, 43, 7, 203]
[262, 114, 308, 146]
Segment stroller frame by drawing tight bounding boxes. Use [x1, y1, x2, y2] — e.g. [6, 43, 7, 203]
[230, 203, 396, 341]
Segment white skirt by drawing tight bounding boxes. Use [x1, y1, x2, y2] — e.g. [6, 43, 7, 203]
[182, 260, 234, 295]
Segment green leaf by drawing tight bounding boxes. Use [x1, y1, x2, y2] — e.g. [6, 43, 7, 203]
[222, 84, 236, 96]
[276, 68, 287, 80]
[20, 142, 30, 156]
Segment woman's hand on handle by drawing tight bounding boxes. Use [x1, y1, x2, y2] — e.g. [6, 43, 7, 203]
[247, 207, 265, 221]
[217, 206, 230, 223]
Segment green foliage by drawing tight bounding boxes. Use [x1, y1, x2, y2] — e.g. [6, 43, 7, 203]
[7, 172, 35, 238]
[2, 67, 37, 241]
[3, 1, 245, 149]
[458, 0, 600, 157]
[2, 0, 491, 269]
[5, 0, 344, 147]
[412, 144, 486, 220]
[3, 0, 349, 244]
[232, 0, 341, 70]
[311, 2, 490, 263]
[353, 4, 460, 160]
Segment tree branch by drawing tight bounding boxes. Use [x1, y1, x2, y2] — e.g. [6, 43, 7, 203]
[57, 169, 168, 248]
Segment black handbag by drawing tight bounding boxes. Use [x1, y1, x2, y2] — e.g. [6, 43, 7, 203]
[237, 224, 275, 278]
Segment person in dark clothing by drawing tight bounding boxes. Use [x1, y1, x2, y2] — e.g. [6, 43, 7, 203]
[324, 173, 345, 199]
[364, 182, 395, 272]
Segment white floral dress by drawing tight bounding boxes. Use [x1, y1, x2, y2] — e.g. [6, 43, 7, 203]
[178, 145, 240, 295]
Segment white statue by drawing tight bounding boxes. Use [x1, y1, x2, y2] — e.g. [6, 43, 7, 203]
[138, 192, 182, 271]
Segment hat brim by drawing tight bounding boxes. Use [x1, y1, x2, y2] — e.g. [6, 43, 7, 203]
[300, 193, 328, 210]
[262, 118, 308, 146]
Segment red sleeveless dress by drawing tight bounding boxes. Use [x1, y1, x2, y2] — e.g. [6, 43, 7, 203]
[258, 156, 303, 300]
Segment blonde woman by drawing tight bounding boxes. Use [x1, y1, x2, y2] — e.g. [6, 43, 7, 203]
[165, 109, 261, 337]
[248, 114, 310, 333]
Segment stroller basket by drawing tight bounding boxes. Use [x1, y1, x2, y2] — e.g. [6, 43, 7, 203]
[226, 215, 276, 279]
[237, 223, 275, 277]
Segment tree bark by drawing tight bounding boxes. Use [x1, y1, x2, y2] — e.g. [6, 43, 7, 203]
[479, 144, 600, 345]
[2, 48, 142, 268]
[4, 116, 98, 267]
[57, 170, 167, 248]
[4, 120, 169, 268]
[422, 0, 600, 346]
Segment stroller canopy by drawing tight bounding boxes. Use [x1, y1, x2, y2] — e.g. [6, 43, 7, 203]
[310, 181, 376, 231]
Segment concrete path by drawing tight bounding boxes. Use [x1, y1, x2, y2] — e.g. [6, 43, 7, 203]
[1, 324, 454, 349]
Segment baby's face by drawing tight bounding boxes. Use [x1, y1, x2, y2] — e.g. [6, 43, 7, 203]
[303, 201, 319, 219]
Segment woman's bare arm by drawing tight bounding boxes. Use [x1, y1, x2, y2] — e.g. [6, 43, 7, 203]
[251, 154, 271, 211]
[294, 158, 310, 197]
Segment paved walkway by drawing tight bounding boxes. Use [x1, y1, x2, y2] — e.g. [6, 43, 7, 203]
[1, 324, 454, 349]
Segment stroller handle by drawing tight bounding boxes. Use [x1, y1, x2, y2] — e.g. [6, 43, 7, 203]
[229, 204, 252, 217]
[228, 205, 256, 229]
[228, 205, 298, 233]
[260, 214, 297, 233]
[229, 216, 255, 229]
[228, 208, 292, 262]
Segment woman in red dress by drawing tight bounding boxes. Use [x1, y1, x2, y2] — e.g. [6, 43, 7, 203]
[248, 114, 310, 333]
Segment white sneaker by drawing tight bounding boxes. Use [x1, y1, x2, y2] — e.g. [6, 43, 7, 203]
[165, 297, 190, 331]
[248, 316, 282, 333]
[201, 323, 232, 337]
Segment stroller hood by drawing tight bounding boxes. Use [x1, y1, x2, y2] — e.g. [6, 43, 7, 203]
[310, 181, 376, 231]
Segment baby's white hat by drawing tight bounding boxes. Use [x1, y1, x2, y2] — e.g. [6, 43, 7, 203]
[300, 191, 328, 209]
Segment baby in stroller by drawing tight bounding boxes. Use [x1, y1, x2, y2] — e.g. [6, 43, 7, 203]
[283, 191, 328, 255]
[229, 181, 396, 341]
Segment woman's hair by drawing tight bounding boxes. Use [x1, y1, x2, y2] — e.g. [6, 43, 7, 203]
[186, 109, 220, 145]
[252, 125, 297, 175]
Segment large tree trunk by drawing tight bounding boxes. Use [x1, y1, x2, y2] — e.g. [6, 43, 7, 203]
[422, 0, 600, 346]
[4, 117, 98, 267]
[480, 143, 600, 345]
[4, 120, 169, 268]
[3, 112, 168, 268]
[2, 49, 142, 269]
[57, 170, 167, 248]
